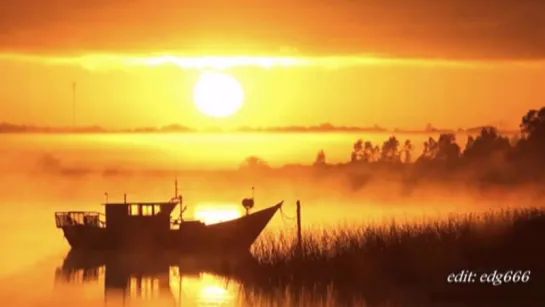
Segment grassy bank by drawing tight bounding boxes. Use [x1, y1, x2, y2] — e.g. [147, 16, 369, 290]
[236, 208, 545, 305]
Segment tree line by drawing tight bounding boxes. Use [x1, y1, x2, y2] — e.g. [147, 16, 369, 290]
[310, 107, 545, 183]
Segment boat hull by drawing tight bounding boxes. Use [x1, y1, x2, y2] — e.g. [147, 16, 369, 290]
[60, 202, 282, 252]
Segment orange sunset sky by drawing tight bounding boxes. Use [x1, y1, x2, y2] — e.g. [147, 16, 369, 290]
[1, 0, 545, 130]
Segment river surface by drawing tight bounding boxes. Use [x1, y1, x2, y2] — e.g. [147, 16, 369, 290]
[2, 250, 371, 307]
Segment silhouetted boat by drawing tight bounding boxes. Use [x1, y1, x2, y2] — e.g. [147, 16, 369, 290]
[55, 182, 282, 252]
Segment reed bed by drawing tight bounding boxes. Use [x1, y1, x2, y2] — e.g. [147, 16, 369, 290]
[238, 208, 545, 304]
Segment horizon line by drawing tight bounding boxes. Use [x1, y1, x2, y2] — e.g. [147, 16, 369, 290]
[0, 122, 519, 134]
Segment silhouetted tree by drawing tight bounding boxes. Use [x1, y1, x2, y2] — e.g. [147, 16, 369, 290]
[314, 150, 327, 165]
[336, 107, 545, 184]
[403, 139, 413, 163]
[350, 151, 358, 163]
[465, 135, 475, 150]
[435, 133, 460, 163]
[516, 108, 545, 163]
[351, 139, 364, 162]
[420, 137, 437, 160]
[380, 136, 400, 163]
[372, 145, 380, 161]
[418, 134, 459, 164]
[362, 141, 374, 162]
[241, 156, 270, 169]
[463, 127, 511, 161]
[351, 139, 378, 163]
[520, 107, 545, 138]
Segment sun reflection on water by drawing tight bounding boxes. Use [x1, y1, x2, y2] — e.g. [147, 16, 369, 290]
[193, 203, 243, 225]
[169, 267, 237, 306]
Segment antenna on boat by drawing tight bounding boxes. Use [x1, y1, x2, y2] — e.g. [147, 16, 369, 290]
[104, 192, 108, 204]
[173, 178, 186, 222]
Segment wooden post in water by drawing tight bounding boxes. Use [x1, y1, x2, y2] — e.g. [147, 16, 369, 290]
[178, 266, 182, 307]
[296, 200, 302, 257]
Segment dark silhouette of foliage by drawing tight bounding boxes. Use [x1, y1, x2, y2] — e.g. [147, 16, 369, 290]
[350, 139, 381, 164]
[362, 141, 375, 162]
[241, 156, 270, 170]
[462, 127, 511, 161]
[435, 133, 460, 163]
[380, 136, 400, 163]
[520, 107, 545, 138]
[351, 139, 363, 162]
[515, 107, 545, 167]
[239, 107, 545, 185]
[420, 137, 436, 160]
[402, 140, 413, 163]
[414, 134, 459, 165]
[319, 107, 545, 184]
[314, 150, 327, 165]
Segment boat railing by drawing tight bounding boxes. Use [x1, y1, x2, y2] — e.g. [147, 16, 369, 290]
[55, 211, 106, 228]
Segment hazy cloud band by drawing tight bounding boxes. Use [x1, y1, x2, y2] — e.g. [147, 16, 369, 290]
[1, 0, 544, 60]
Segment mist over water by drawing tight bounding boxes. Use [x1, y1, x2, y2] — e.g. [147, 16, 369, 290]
[0, 133, 472, 171]
[1, 133, 542, 306]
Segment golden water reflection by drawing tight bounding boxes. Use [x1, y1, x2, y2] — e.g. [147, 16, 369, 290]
[169, 268, 238, 306]
[54, 252, 240, 307]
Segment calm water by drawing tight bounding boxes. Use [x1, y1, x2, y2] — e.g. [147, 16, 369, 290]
[0, 132, 522, 306]
[1, 251, 358, 307]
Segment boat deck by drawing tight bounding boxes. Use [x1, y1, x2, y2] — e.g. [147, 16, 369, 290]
[55, 211, 106, 228]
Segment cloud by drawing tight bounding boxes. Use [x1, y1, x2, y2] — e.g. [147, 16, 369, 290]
[7, 52, 540, 72]
[1, 0, 544, 60]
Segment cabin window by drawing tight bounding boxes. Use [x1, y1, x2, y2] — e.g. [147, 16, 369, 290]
[142, 205, 153, 216]
[129, 204, 140, 216]
[153, 205, 161, 215]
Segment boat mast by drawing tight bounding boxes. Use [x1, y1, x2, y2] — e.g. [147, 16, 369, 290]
[174, 179, 178, 198]
[174, 179, 185, 222]
[174, 179, 183, 302]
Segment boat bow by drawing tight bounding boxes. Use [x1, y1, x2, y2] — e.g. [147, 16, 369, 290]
[206, 201, 283, 250]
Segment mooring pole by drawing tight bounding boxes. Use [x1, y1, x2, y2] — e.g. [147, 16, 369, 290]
[178, 266, 182, 307]
[296, 200, 302, 257]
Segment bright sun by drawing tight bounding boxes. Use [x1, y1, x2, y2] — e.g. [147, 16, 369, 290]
[193, 71, 245, 118]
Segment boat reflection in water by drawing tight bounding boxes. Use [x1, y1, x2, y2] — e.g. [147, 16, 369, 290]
[54, 249, 249, 306]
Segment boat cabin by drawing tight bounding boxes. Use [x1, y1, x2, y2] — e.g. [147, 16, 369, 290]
[104, 201, 177, 231]
[55, 200, 179, 231]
